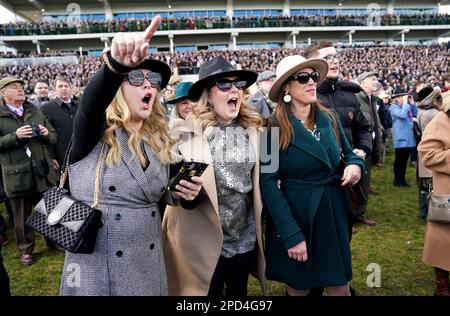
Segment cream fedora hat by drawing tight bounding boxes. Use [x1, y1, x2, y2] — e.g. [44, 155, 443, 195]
[268, 55, 328, 102]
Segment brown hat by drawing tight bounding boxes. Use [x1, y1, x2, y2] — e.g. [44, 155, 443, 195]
[268, 55, 328, 102]
[0, 77, 25, 90]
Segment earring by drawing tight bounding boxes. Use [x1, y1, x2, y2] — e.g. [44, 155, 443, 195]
[283, 91, 292, 103]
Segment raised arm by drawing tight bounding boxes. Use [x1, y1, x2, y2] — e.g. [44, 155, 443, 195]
[70, 16, 162, 164]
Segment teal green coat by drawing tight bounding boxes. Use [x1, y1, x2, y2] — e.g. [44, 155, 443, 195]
[260, 108, 365, 289]
[0, 99, 58, 198]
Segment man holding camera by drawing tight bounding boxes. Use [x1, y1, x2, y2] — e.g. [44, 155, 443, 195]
[0, 77, 57, 265]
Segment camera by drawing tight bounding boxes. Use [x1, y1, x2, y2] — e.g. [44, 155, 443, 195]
[27, 122, 42, 138]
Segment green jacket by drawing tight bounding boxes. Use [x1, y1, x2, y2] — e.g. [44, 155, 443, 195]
[260, 109, 366, 288]
[0, 98, 58, 198]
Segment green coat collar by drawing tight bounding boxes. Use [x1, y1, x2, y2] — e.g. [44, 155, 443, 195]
[0, 98, 38, 118]
[288, 108, 333, 171]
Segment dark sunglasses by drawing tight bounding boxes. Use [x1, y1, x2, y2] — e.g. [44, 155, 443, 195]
[290, 71, 321, 85]
[126, 70, 162, 89]
[214, 79, 248, 92]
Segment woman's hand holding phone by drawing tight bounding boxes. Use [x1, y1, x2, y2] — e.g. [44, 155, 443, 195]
[173, 176, 203, 201]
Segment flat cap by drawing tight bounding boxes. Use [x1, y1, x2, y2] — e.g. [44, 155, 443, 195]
[357, 71, 378, 84]
[257, 70, 276, 83]
[0, 77, 24, 90]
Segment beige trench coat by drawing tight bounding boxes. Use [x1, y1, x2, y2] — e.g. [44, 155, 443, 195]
[162, 118, 267, 295]
[418, 111, 450, 271]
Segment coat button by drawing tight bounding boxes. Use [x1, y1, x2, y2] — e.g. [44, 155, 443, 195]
[109, 186, 116, 192]
[115, 213, 121, 220]
[151, 211, 156, 217]
[116, 250, 123, 257]
[150, 244, 155, 250]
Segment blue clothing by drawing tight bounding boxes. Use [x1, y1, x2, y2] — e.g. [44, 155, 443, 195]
[390, 103, 416, 149]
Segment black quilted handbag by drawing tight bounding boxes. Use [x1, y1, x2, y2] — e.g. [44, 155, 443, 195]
[26, 142, 105, 254]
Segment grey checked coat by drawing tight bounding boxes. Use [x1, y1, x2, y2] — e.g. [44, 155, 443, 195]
[60, 129, 169, 296]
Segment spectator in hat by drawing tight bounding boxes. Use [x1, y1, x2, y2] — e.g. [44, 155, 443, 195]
[163, 56, 266, 296]
[167, 81, 194, 125]
[353, 70, 383, 226]
[247, 70, 277, 118]
[418, 90, 450, 296]
[0, 76, 57, 266]
[59, 16, 203, 296]
[260, 55, 365, 296]
[415, 86, 442, 221]
[390, 89, 416, 187]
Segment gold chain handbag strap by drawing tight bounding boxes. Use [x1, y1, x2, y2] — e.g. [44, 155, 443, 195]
[58, 141, 106, 209]
[58, 144, 72, 190]
[92, 142, 106, 209]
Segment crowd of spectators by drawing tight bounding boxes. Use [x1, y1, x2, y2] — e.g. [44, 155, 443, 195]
[0, 44, 448, 96]
[0, 13, 449, 36]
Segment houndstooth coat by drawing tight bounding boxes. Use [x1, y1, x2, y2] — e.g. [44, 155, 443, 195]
[60, 128, 169, 296]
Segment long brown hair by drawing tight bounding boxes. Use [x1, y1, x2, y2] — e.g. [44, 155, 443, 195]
[274, 94, 341, 151]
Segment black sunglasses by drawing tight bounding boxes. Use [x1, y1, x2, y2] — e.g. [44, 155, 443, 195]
[214, 79, 248, 92]
[291, 71, 321, 85]
[126, 70, 162, 88]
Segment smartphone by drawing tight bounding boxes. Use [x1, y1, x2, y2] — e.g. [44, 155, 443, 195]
[168, 161, 209, 191]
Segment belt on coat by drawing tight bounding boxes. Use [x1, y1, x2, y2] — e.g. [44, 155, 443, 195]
[280, 175, 345, 268]
[283, 175, 341, 190]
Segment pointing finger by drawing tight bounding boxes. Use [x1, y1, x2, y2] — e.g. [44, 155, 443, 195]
[143, 15, 162, 42]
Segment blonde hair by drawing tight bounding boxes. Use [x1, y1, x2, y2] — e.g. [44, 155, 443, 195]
[191, 89, 262, 130]
[103, 88, 176, 167]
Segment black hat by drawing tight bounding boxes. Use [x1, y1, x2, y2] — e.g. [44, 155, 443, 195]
[392, 88, 408, 98]
[188, 56, 257, 101]
[417, 86, 441, 108]
[133, 59, 172, 89]
[416, 86, 434, 102]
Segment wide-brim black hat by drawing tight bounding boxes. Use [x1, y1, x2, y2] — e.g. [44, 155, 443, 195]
[391, 88, 408, 98]
[133, 59, 172, 90]
[188, 56, 257, 101]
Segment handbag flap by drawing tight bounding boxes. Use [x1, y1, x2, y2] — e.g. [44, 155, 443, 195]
[39, 188, 96, 233]
[430, 195, 450, 208]
[34, 198, 48, 216]
[428, 194, 450, 224]
[45, 195, 75, 226]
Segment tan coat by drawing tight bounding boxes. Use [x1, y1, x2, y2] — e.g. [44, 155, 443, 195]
[418, 111, 450, 271]
[162, 118, 266, 295]
[417, 108, 439, 178]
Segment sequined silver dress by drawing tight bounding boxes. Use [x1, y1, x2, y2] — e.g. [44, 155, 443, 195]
[207, 120, 256, 258]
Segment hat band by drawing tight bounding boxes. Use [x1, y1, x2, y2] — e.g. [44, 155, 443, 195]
[199, 66, 237, 80]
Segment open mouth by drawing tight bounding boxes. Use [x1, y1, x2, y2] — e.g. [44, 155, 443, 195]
[228, 97, 238, 109]
[142, 94, 152, 105]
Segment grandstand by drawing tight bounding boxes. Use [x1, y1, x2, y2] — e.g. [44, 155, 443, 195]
[0, 0, 449, 55]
